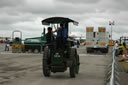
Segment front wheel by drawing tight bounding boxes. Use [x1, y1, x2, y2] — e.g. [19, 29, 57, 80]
[42, 47, 51, 77]
[34, 49, 39, 53]
[43, 59, 51, 77]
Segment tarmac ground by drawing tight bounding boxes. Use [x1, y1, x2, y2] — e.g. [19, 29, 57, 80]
[0, 44, 127, 85]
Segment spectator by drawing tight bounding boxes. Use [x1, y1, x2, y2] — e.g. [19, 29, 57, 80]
[5, 38, 10, 51]
[53, 23, 68, 49]
[123, 42, 126, 48]
[118, 44, 125, 55]
[119, 44, 128, 62]
[114, 40, 119, 57]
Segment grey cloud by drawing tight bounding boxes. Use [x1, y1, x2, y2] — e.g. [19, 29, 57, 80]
[20, 2, 96, 15]
[0, 24, 13, 30]
[113, 26, 128, 33]
[0, 0, 25, 7]
[0, 13, 35, 25]
[55, 0, 101, 4]
[0, 0, 128, 39]
[97, 0, 128, 12]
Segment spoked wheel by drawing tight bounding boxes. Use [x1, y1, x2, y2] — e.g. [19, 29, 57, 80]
[28, 49, 32, 53]
[34, 49, 39, 53]
[69, 48, 76, 78]
[42, 47, 51, 77]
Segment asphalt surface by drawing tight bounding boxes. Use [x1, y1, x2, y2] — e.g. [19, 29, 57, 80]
[0, 44, 111, 85]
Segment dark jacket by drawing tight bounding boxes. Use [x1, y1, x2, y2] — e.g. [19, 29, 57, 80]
[46, 32, 54, 43]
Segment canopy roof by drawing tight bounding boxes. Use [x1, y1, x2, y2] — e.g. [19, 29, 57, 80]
[41, 17, 78, 25]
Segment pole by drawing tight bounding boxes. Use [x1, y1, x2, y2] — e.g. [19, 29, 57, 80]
[111, 25, 112, 41]
[109, 21, 115, 46]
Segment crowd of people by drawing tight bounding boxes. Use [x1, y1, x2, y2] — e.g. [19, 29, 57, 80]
[114, 40, 128, 62]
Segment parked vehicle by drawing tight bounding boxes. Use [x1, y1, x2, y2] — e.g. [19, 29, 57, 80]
[24, 29, 46, 53]
[12, 30, 24, 53]
[85, 27, 109, 53]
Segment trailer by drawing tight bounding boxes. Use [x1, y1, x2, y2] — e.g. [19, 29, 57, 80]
[85, 27, 109, 53]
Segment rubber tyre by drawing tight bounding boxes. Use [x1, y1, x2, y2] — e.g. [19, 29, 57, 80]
[42, 47, 51, 77]
[34, 49, 39, 53]
[101, 48, 108, 53]
[70, 64, 76, 78]
[28, 49, 32, 53]
[86, 49, 89, 53]
[76, 55, 80, 74]
[69, 48, 76, 78]
[86, 48, 92, 53]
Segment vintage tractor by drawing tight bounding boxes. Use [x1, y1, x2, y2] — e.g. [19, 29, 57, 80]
[41, 17, 80, 78]
[12, 30, 24, 53]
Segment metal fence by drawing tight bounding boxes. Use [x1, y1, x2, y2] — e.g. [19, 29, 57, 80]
[106, 47, 120, 85]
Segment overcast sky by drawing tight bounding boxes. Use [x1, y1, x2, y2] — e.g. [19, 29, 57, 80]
[0, 0, 128, 39]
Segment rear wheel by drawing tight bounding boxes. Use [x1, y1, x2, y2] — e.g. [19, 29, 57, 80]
[86, 49, 89, 53]
[34, 49, 39, 53]
[86, 48, 93, 53]
[42, 47, 51, 77]
[28, 49, 32, 53]
[75, 55, 80, 74]
[70, 64, 76, 78]
[105, 48, 108, 53]
[101, 48, 108, 53]
[69, 48, 76, 78]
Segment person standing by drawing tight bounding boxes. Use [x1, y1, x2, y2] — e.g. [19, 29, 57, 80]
[114, 40, 119, 57]
[53, 24, 68, 49]
[123, 42, 126, 48]
[119, 44, 128, 62]
[118, 44, 125, 55]
[5, 38, 10, 51]
[46, 27, 54, 44]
